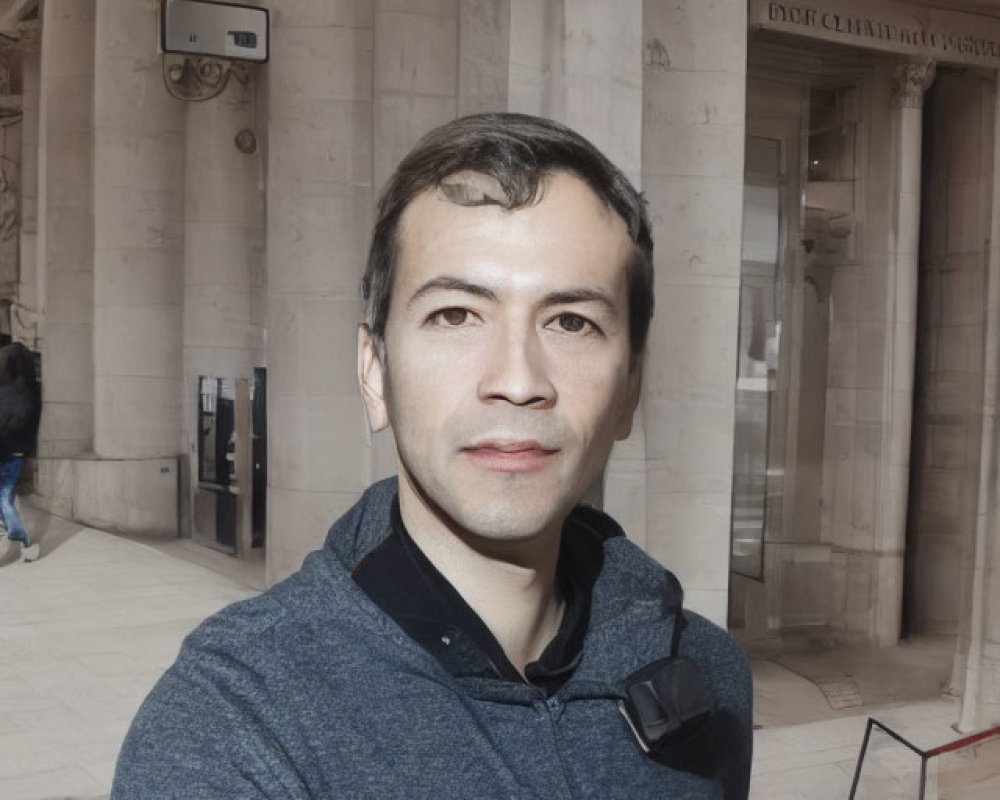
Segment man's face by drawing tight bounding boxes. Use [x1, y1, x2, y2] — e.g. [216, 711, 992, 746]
[359, 171, 641, 547]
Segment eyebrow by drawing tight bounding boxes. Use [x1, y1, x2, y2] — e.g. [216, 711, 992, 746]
[408, 276, 498, 306]
[408, 276, 618, 315]
[540, 288, 618, 315]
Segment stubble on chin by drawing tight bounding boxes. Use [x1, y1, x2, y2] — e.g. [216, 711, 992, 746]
[397, 453, 574, 546]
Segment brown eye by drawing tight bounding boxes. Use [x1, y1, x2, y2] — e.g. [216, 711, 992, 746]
[438, 308, 468, 326]
[557, 313, 587, 333]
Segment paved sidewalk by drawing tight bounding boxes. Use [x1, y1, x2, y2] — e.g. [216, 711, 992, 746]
[0, 509, 258, 800]
[0, 505, 980, 800]
[751, 694, 963, 799]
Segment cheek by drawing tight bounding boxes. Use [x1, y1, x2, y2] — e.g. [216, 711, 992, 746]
[385, 332, 486, 405]
[382, 349, 466, 438]
[551, 357, 629, 413]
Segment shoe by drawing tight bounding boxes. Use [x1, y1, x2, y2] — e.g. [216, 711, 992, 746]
[20, 542, 39, 562]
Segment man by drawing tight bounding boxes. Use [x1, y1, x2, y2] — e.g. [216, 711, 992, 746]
[112, 113, 752, 798]
[0, 341, 41, 562]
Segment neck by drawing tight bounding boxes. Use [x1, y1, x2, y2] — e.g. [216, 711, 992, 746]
[398, 485, 565, 675]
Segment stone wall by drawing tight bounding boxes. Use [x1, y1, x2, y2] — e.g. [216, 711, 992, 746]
[26, 0, 746, 629]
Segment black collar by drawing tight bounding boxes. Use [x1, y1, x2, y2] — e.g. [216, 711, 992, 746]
[352, 497, 614, 695]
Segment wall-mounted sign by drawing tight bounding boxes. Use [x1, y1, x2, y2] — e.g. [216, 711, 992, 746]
[750, 0, 1000, 68]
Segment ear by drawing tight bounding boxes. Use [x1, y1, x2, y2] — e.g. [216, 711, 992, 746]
[614, 361, 643, 441]
[358, 324, 390, 432]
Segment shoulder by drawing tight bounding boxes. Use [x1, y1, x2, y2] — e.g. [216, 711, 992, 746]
[681, 610, 750, 668]
[112, 553, 378, 798]
[591, 526, 751, 695]
[113, 482, 410, 797]
[679, 609, 753, 714]
[178, 546, 380, 677]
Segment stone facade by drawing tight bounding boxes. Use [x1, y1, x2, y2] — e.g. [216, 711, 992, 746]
[2, 0, 999, 730]
[733, 1, 1000, 730]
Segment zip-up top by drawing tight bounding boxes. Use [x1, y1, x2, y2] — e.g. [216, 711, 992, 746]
[112, 478, 753, 799]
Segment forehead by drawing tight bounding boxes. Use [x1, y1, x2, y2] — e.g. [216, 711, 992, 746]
[394, 172, 633, 294]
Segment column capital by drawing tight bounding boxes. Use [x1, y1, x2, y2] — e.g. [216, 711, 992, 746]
[893, 58, 936, 109]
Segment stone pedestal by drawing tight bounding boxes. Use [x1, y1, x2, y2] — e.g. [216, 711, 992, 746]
[33, 455, 178, 534]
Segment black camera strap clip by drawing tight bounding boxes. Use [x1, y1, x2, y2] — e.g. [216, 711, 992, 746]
[618, 608, 716, 754]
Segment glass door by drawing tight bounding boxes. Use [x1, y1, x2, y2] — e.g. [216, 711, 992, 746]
[731, 135, 784, 580]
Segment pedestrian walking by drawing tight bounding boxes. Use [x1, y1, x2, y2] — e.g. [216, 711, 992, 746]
[0, 341, 41, 562]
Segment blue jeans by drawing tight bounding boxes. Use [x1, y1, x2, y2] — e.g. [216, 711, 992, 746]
[0, 457, 28, 544]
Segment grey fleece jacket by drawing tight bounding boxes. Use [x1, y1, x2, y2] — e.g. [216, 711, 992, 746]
[112, 478, 752, 799]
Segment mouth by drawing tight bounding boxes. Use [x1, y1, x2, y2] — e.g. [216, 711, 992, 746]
[461, 440, 560, 473]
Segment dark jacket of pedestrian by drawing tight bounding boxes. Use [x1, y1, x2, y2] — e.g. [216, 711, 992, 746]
[0, 342, 41, 461]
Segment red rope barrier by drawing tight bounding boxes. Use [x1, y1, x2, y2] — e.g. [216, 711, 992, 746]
[924, 724, 1000, 758]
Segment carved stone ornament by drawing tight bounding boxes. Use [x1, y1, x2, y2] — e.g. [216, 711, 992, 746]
[0, 0, 38, 48]
[234, 128, 257, 155]
[893, 58, 936, 109]
[0, 160, 18, 243]
[162, 53, 248, 102]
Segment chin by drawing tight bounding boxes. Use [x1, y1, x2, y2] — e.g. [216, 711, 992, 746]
[441, 489, 578, 544]
[450, 514, 558, 545]
[400, 458, 592, 542]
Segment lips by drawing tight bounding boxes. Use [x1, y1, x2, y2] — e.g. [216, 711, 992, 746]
[461, 440, 559, 473]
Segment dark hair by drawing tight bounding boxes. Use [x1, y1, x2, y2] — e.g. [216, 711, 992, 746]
[362, 112, 654, 358]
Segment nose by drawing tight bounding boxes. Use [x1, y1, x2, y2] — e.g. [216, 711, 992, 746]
[477, 323, 556, 409]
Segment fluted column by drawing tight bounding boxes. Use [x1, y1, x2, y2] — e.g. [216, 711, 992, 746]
[872, 58, 935, 646]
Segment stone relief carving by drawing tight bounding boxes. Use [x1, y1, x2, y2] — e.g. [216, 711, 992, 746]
[163, 54, 248, 102]
[645, 38, 671, 71]
[893, 58, 936, 108]
[234, 128, 257, 155]
[0, 0, 38, 47]
[0, 159, 16, 242]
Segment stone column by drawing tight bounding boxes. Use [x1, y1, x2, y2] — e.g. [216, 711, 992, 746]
[36, 1, 95, 457]
[264, 2, 374, 584]
[641, 0, 747, 625]
[364, 0, 460, 485]
[92, 0, 184, 459]
[182, 70, 262, 539]
[561, 0, 645, 541]
[507, 0, 645, 540]
[957, 72, 1000, 732]
[872, 58, 935, 646]
[458, 0, 508, 116]
[55, 0, 186, 534]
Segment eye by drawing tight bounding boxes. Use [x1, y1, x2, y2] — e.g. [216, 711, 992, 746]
[429, 307, 471, 327]
[550, 312, 594, 334]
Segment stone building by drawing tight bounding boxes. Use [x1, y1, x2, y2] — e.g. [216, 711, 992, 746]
[1, 0, 999, 729]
